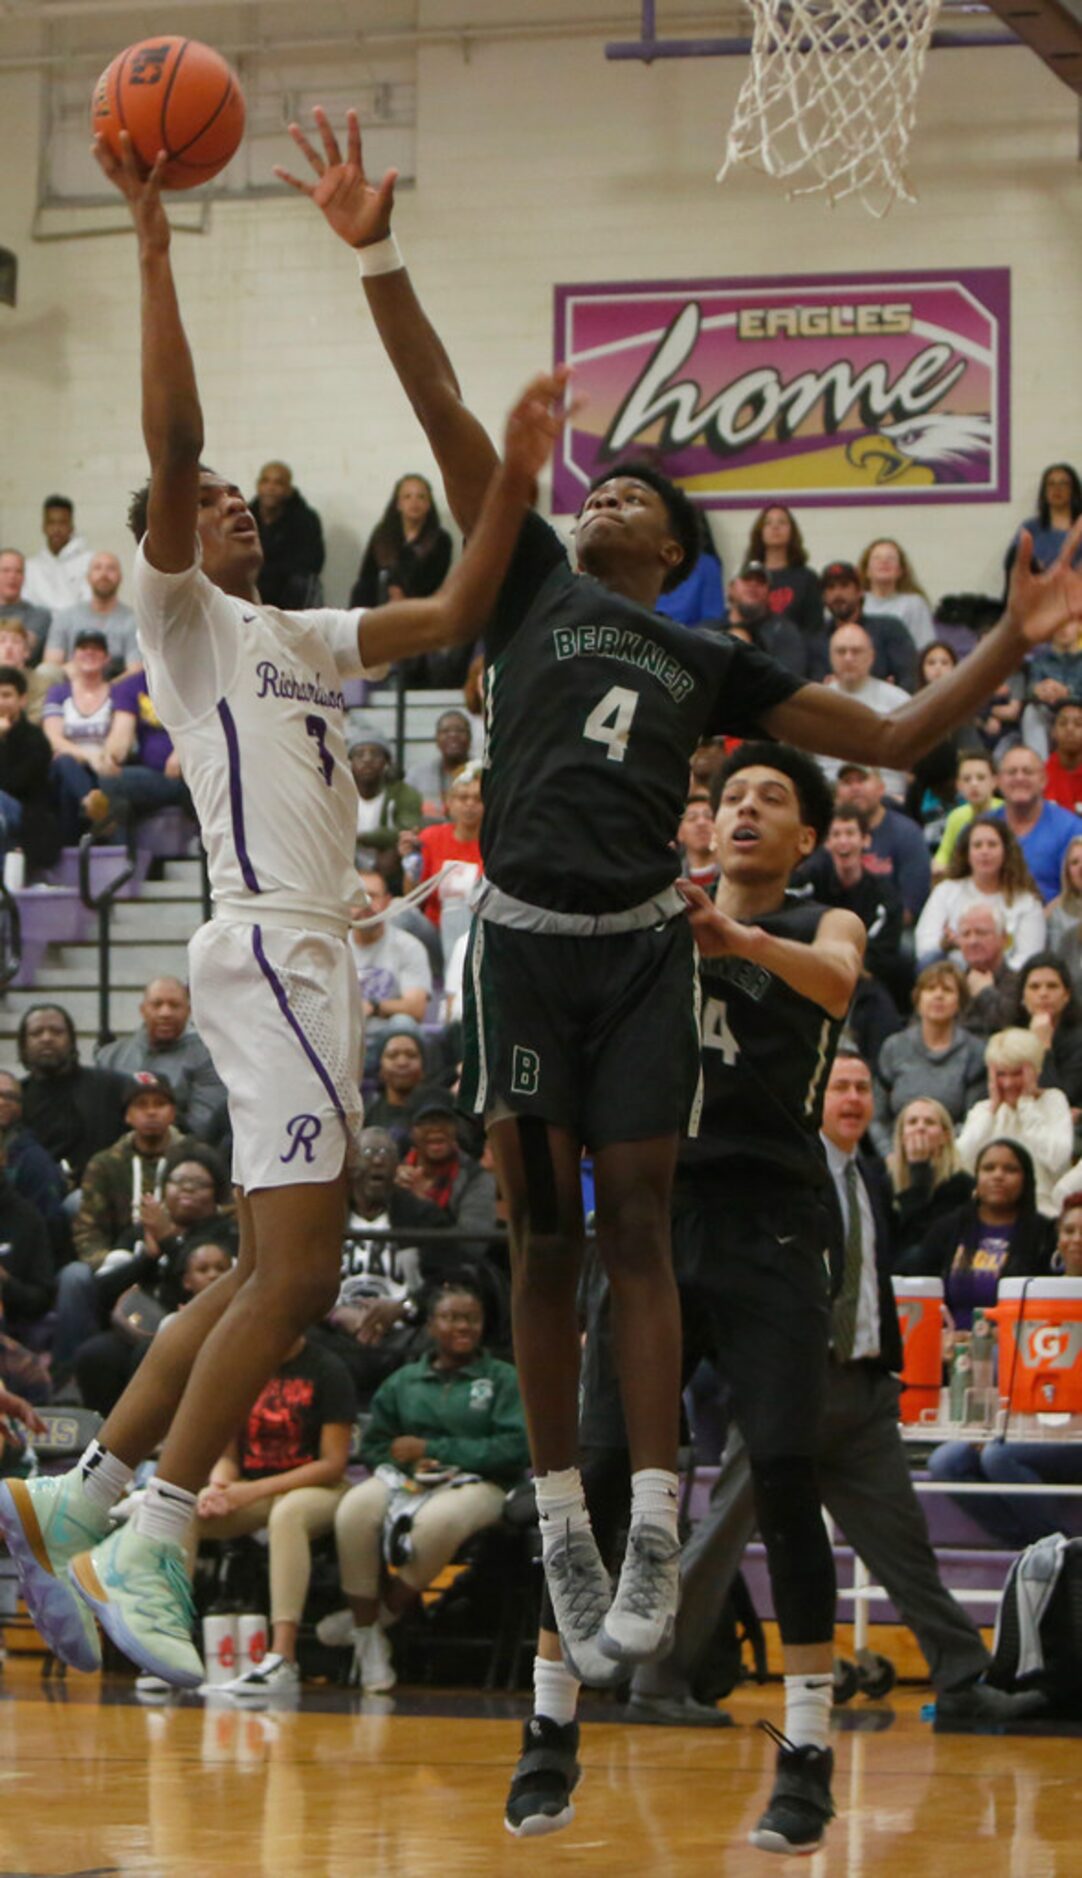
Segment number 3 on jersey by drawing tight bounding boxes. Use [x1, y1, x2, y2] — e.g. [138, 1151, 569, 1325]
[584, 684, 639, 764]
[702, 996, 740, 1066]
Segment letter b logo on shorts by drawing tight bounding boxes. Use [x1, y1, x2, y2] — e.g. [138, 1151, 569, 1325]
[511, 1046, 540, 1097]
[281, 1113, 323, 1164]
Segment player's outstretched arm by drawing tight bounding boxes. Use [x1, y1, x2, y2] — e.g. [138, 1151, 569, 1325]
[91, 133, 202, 573]
[275, 108, 498, 534]
[357, 369, 570, 670]
[763, 518, 1082, 771]
[678, 885, 865, 1020]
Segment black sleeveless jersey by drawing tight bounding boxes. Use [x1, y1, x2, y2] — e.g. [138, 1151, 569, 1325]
[481, 514, 804, 914]
[678, 896, 845, 1192]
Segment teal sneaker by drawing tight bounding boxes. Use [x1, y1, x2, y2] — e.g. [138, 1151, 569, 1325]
[0, 1473, 107, 1672]
[69, 1523, 203, 1690]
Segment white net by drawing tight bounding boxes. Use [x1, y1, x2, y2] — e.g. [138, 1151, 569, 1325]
[719, 0, 943, 216]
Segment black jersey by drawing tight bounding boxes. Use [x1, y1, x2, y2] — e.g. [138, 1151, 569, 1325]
[678, 896, 845, 1192]
[481, 514, 804, 915]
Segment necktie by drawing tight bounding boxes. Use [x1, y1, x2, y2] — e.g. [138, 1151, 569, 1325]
[833, 1158, 864, 1362]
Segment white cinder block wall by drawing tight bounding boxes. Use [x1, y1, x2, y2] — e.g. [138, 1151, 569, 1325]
[1, 31, 1081, 608]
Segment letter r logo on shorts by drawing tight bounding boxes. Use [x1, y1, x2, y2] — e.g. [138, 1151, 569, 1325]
[281, 1113, 323, 1164]
[511, 1046, 540, 1097]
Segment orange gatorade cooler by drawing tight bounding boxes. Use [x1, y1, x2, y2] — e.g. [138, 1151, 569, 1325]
[985, 1278, 1082, 1413]
[892, 1276, 944, 1423]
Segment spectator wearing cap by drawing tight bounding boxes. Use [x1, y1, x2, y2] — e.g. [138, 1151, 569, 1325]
[820, 561, 918, 693]
[43, 551, 139, 675]
[250, 460, 325, 610]
[18, 1003, 129, 1185]
[79, 666, 193, 834]
[820, 621, 912, 800]
[348, 729, 423, 884]
[0, 549, 51, 664]
[0, 618, 55, 725]
[0, 662, 61, 873]
[405, 709, 473, 822]
[397, 1098, 498, 1259]
[655, 512, 725, 628]
[72, 1073, 187, 1269]
[724, 562, 808, 677]
[95, 976, 227, 1140]
[349, 870, 433, 1074]
[42, 627, 118, 842]
[833, 763, 931, 921]
[20, 496, 91, 615]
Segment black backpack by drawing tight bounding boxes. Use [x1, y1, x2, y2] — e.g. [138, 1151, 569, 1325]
[989, 1534, 1082, 1718]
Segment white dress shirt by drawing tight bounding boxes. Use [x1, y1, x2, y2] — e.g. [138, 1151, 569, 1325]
[822, 1133, 881, 1361]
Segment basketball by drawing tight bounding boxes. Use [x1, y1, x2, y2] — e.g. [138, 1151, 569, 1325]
[91, 37, 245, 190]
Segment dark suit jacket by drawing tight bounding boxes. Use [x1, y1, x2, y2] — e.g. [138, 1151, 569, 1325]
[822, 1145, 904, 1375]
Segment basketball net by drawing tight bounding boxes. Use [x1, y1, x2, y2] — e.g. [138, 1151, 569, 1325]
[719, 0, 943, 216]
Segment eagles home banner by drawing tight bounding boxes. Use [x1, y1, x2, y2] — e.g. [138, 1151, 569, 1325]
[552, 270, 1009, 513]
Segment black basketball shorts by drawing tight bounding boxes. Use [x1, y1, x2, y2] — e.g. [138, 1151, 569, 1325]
[459, 910, 702, 1148]
[580, 1182, 833, 1460]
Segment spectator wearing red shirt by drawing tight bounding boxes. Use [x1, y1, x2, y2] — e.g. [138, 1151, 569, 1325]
[1044, 700, 1082, 817]
[401, 765, 483, 936]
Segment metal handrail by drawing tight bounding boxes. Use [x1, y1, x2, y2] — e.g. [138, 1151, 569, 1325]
[0, 880, 22, 992]
[78, 819, 138, 1049]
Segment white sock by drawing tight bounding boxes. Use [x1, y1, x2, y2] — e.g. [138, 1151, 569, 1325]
[783, 1673, 833, 1751]
[133, 1475, 197, 1547]
[630, 1468, 679, 1543]
[533, 1654, 580, 1727]
[534, 1468, 591, 1559]
[77, 1440, 133, 1514]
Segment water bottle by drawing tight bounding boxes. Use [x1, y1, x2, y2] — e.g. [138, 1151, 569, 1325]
[2, 850, 24, 893]
[949, 1340, 972, 1423]
[970, 1308, 995, 1394]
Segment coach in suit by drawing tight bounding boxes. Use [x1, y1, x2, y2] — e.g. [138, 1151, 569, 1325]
[630, 1047, 1040, 1725]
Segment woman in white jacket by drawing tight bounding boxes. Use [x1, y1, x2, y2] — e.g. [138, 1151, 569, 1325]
[915, 815, 1046, 971]
[956, 1027, 1073, 1216]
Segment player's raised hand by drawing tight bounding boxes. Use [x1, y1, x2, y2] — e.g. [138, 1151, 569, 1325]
[676, 878, 757, 959]
[502, 367, 577, 485]
[1006, 516, 1082, 647]
[91, 131, 171, 253]
[275, 107, 397, 249]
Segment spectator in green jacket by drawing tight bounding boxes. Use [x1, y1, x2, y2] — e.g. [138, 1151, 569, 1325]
[331, 1282, 528, 1691]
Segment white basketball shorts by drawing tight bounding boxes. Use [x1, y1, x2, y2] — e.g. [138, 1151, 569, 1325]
[189, 918, 365, 1193]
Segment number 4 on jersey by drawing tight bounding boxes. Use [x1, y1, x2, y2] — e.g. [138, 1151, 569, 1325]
[583, 684, 639, 764]
[702, 996, 740, 1066]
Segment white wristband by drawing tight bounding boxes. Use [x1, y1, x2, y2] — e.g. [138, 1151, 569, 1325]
[356, 234, 404, 278]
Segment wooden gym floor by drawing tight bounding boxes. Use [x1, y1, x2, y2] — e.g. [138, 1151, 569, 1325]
[0, 1664, 1078, 1878]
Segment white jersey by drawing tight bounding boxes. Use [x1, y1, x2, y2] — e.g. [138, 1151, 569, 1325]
[134, 540, 379, 931]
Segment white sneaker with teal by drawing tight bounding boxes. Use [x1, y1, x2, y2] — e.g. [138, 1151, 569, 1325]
[223, 1654, 300, 1704]
[68, 1523, 203, 1689]
[0, 1472, 108, 1672]
[349, 1623, 397, 1693]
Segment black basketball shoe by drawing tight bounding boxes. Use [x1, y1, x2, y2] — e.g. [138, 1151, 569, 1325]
[504, 1715, 581, 1839]
[748, 1721, 835, 1856]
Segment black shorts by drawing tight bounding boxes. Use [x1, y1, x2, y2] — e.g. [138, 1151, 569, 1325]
[459, 911, 701, 1148]
[580, 1182, 832, 1460]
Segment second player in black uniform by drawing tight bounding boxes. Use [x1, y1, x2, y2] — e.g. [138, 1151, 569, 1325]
[506, 743, 863, 1856]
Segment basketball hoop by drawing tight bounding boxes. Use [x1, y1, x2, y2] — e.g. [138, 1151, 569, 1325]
[718, 0, 943, 216]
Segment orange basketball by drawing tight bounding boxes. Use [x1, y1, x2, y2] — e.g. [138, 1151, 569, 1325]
[91, 37, 245, 191]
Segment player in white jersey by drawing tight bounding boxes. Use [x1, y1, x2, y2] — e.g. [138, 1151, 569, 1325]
[0, 131, 568, 1689]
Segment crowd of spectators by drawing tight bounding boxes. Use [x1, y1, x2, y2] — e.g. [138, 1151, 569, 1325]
[5, 466, 1082, 1695]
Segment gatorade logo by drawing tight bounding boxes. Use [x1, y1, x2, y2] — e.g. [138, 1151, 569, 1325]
[896, 1301, 924, 1338]
[511, 1046, 540, 1097]
[1016, 1321, 1082, 1369]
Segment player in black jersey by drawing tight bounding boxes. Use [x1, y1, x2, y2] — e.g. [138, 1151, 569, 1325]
[506, 744, 862, 1854]
[282, 104, 1082, 1680]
